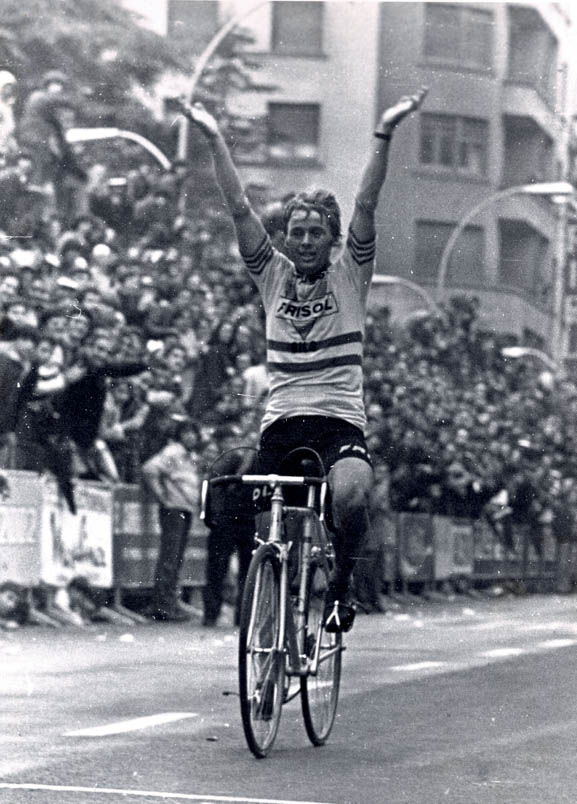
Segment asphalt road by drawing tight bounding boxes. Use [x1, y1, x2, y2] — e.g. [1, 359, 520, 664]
[3, 593, 577, 803]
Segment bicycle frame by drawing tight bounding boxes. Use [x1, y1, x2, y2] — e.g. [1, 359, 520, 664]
[202, 472, 336, 678]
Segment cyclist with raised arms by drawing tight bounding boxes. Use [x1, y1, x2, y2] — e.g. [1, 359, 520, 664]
[181, 86, 427, 632]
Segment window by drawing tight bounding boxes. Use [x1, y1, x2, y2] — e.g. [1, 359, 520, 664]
[424, 4, 493, 71]
[414, 221, 484, 285]
[271, 1, 324, 55]
[499, 219, 549, 296]
[508, 6, 558, 105]
[167, 0, 218, 52]
[268, 103, 320, 163]
[420, 114, 488, 176]
[502, 116, 553, 187]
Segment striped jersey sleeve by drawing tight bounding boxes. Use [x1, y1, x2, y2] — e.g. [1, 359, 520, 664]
[347, 228, 376, 265]
[241, 234, 274, 275]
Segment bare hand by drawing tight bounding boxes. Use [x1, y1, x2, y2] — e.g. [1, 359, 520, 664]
[176, 98, 220, 139]
[379, 86, 428, 131]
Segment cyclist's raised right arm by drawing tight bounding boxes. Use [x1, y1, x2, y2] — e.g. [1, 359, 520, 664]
[179, 102, 267, 258]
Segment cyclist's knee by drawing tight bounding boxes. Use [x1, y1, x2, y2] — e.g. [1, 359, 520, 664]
[330, 459, 372, 534]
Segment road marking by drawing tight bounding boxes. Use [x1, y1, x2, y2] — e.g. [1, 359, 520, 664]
[537, 638, 577, 649]
[480, 648, 525, 658]
[0, 784, 336, 804]
[64, 712, 198, 737]
[389, 661, 447, 672]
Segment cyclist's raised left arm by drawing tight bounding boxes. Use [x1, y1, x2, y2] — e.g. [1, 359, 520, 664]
[351, 87, 428, 244]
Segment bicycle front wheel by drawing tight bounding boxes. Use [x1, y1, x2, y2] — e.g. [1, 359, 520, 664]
[301, 561, 342, 746]
[238, 543, 285, 758]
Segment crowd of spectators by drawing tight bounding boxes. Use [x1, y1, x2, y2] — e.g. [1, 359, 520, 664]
[364, 296, 577, 548]
[0, 155, 269, 508]
[0, 76, 576, 555]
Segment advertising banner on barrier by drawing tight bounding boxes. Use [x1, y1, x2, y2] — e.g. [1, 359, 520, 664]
[433, 517, 474, 579]
[397, 513, 433, 581]
[473, 519, 510, 578]
[112, 485, 207, 589]
[40, 479, 113, 588]
[0, 470, 42, 585]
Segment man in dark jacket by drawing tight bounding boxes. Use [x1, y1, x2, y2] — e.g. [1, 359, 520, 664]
[0, 323, 39, 465]
[433, 461, 503, 519]
[16, 70, 87, 216]
[58, 333, 149, 480]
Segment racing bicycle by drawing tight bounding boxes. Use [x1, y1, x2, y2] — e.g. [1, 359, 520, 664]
[201, 448, 344, 758]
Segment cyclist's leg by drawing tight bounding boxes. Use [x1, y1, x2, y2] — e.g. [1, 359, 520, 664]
[329, 456, 373, 583]
[324, 456, 373, 631]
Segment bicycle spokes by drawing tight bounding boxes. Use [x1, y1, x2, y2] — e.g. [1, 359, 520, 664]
[239, 545, 285, 757]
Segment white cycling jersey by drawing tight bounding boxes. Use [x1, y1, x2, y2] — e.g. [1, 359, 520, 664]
[242, 227, 376, 433]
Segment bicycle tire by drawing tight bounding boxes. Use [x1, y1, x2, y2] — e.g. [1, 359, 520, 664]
[238, 543, 285, 758]
[300, 561, 342, 746]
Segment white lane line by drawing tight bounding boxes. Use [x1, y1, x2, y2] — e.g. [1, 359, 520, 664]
[389, 661, 447, 672]
[480, 648, 525, 658]
[64, 712, 198, 737]
[0, 784, 336, 804]
[537, 638, 577, 649]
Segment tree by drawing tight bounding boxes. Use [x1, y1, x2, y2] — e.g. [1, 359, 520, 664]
[0, 0, 184, 130]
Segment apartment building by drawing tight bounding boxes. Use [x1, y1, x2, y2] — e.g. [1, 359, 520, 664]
[124, 1, 577, 354]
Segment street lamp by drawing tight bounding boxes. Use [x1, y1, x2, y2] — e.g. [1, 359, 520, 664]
[501, 346, 558, 374]
[435, 181, 575, 300]
[177, 0, 268, 160]
[372, 274, 438, 311]
[371, 274, 438, 322]
[66, 127, 172, 171]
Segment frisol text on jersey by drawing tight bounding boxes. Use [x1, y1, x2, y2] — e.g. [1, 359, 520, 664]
[276, 293, 339, 321]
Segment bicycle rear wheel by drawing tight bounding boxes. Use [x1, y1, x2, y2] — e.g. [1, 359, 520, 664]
[238, 543, 285, 758]
[301, 561, 342, 746]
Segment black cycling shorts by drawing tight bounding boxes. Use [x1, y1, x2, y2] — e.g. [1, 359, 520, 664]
[257, 415, 373, 476]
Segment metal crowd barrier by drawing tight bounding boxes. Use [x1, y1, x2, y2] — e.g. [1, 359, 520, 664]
[0, 472, 207, 626]
[0, 471, 575, 626]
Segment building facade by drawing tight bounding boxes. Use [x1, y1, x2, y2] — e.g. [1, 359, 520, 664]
[124, 1, 577, 355]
